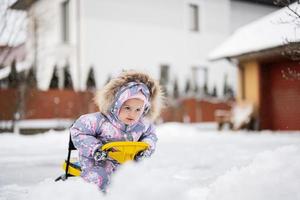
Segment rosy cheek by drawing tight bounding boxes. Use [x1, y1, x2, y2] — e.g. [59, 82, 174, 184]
[119, 111, 126, 119]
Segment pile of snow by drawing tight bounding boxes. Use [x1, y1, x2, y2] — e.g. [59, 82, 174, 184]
[231, 103, 254, 130]
[0, 123, 300, 200]
[207, 145, 300, 200]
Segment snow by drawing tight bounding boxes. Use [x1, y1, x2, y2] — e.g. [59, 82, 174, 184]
[15, 119, 74, 129]
[0, 119, 74, 133]
[209, 3, 300, 60]
[230, 103, 254, 130]
[0, 0, 27, 47]
[0, 61, 31, 80]
[0, 66, 10, 80]
[1, 123, 300, 200]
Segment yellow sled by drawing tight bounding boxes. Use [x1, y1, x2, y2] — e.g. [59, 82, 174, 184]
[55, 136, 149, 181]
[100, 141, 149, 164]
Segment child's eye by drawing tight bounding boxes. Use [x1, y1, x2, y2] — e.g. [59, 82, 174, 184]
[136, 108, 141, 112]
[124, 106, 130, 110]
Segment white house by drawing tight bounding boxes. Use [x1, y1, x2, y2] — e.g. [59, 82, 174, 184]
[9, 0, 278, 95]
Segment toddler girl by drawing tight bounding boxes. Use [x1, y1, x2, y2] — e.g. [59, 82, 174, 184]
[70, 70, 163, 191]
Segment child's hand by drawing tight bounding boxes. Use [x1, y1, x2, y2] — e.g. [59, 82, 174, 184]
[93, 150, 108, 162]
[134, 149, 151, 162]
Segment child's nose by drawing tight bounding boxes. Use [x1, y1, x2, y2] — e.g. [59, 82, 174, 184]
[128, 111, 134, 116]
[127, 110, 136, 118]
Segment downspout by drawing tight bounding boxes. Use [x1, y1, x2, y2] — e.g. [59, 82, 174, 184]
[76, 0, 81, 91]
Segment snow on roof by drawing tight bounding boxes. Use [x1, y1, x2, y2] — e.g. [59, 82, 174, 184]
[0, 66, 11, 80]
[209, 3, 300, 60]
[0, 60, 31, 80]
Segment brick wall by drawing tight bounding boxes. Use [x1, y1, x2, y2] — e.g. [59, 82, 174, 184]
[24, 89, 97, 119]
[161, 98, 233, 123]
[0, 89, 18, 120]
[0, 89, 97, 120]
[0, 89, 232, 123]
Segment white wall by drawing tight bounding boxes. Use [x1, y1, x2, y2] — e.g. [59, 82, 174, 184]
[80, 0, 232, 95]
[26, 0, 278, 96]
[230, 1, 278, 32]
[27, 0, 79, 90]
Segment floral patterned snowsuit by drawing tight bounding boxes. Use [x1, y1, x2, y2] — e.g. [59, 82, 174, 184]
[70, 82, 157, 191]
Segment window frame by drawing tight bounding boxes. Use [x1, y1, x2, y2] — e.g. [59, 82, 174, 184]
[189, 3, 199, 32]
[61, 0, 70, 43]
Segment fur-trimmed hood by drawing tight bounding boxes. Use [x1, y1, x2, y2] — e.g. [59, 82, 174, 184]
[94, 70, 164, 121]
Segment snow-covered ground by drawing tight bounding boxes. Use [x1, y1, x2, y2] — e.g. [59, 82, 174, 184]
[0, 123, 300, 200]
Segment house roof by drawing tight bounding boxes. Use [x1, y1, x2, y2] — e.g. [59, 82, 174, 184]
[0, 44, 26, 67]
[0, 43, 27, 80]
[209, 2, 300, 60]
[232, 0, 297, 7]
[10, 0, 38, 10]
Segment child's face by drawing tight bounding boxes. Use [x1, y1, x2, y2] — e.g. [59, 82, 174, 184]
[119, 98, 145, 125]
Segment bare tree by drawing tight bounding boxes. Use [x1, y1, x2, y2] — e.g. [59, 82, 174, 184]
[0, 1, 28, 132]
[271, 0, 300, 82]
[274, 0, 300, 20]
[0, 0, 26, 67]
[273, 0, 300, 61]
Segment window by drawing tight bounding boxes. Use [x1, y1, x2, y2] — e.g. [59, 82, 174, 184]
[61, 0, 70, 43]
[159, 64, 170, 96]
[159, 65, 169, 86]
[189, 4, 199, 32]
